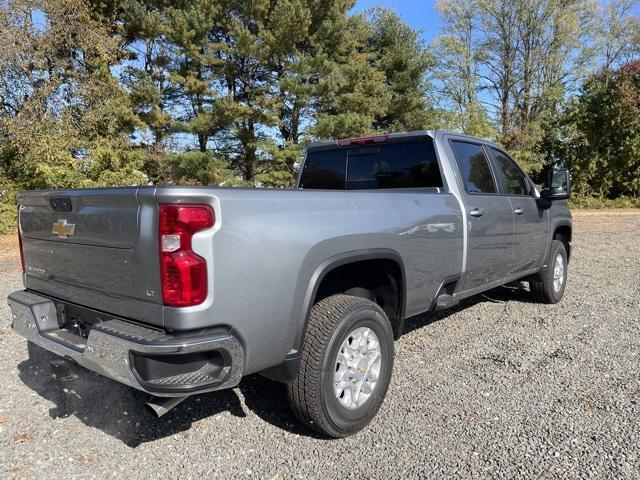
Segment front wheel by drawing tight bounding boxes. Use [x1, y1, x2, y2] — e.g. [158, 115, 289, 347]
[529, 239, 568, 304]
[287, 295, 394, 438]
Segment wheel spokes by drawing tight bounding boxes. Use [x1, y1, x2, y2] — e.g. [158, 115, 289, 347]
[333, 326, 383, 410]
[350, 380, 363, 407]
[367, 352, 381, 370]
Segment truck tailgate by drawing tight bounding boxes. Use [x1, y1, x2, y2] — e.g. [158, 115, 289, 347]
[18, 187, 164, 326]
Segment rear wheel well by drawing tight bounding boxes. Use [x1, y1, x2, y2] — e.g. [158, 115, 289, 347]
[553, 225, 572, 261]
[314, 259, 404, 339]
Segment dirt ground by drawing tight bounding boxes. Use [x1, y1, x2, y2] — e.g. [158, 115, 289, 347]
[0, 234, 19, 272]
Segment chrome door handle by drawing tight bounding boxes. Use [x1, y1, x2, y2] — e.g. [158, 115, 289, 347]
[514, 208, 525, 215]
[469, 208, 484, 217]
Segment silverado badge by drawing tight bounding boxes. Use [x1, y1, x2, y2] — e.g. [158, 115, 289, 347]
[52, 219, 75, 239]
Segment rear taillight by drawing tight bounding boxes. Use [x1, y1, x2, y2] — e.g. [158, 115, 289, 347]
[159, 204, 214, 307]
[17, 207, 25, 272]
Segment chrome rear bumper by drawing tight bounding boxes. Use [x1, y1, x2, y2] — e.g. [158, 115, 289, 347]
[8, 290, 244, 397]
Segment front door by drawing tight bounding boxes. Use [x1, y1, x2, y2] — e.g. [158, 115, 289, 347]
[448, 139, 515, 290]
[486, 146, 547, 273]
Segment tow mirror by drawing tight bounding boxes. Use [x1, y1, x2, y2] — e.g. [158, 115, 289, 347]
[543, 169, 571, 201]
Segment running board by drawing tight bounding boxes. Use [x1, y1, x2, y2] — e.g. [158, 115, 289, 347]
[434, 293, 460, 311]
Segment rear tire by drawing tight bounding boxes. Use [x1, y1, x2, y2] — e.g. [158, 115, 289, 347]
[530, 240, 568, 304]
[287, 294, 394, 438]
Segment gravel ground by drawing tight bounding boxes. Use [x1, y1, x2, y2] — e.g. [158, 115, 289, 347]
[1, 210, 639, 479]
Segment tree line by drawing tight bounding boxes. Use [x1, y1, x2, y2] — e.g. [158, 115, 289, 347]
[434, 0, 640, 198]
[0, 0, 639, 232]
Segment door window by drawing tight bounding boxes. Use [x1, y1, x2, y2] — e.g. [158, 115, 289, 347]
[488, 147, 530, 196]
[450, 141, 497, 194]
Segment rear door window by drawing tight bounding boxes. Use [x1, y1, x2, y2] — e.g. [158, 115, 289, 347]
[450, 141, 497, 194]
[299, 138, 443, 190]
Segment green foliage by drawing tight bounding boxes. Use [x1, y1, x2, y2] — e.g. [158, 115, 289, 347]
[0, 203, 17, 235]
[0, 0, 148, 195]
[551, 62, 640, 198]
[433, 0, 603, 175]
[165, 151, 245, 186]
[0, 179, 18, 235]
[257, 140, 302, 187]
[367, 8, 436, 131]
[569, 195, 640, 209]
[310, 13, 390, 139]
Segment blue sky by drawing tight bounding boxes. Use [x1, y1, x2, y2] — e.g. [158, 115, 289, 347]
[351, 0, 441, 44]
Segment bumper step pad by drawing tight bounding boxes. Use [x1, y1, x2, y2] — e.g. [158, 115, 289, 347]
[8, 290, 245, 397]
[146, 371, 214, 387]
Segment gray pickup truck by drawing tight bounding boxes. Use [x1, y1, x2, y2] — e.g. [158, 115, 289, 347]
[8, 130, 572, 437]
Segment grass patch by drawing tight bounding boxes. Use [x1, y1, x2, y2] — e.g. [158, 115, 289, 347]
[0, 202, 17, 235]
[569, 196, 640, 209]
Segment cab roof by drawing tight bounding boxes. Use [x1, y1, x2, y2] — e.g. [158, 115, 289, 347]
[307, 130, 496, 151]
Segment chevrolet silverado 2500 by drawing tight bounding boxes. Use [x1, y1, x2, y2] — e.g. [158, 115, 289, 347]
[8, 130, 572, 437]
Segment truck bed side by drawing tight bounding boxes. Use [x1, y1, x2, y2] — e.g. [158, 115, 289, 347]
[155, 186, 463, 374]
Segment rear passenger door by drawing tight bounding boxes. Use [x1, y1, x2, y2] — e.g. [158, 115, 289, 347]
[486, 146, 547, 273]
[449, 139, 515, 290]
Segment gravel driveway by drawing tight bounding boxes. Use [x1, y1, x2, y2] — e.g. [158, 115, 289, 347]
[1, 210, 639, 479]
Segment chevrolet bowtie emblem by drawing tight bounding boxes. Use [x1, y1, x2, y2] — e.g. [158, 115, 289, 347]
[52, 219, 75, 239]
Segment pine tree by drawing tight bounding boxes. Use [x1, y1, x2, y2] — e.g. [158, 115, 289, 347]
[119, 0, 176, 149]
[368, 7, 436, 132]
[312, 12, 390, 139]
[164, 0, 239, 153]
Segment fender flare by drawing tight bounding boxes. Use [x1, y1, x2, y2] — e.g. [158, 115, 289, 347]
[547, 219, 573, 259]
[261, 248, 406, 383]
[534, 219, 572, 275]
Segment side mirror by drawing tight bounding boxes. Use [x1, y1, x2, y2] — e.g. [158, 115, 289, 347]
[543, 169, 571, 201]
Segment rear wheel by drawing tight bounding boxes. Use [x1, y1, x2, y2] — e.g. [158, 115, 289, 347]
[530, 240, 568, 304]
[287, 294, 394, 438]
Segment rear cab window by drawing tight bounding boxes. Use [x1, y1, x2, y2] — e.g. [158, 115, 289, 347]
[299, 138, 443, 191]
[297, 150, 346, 189]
